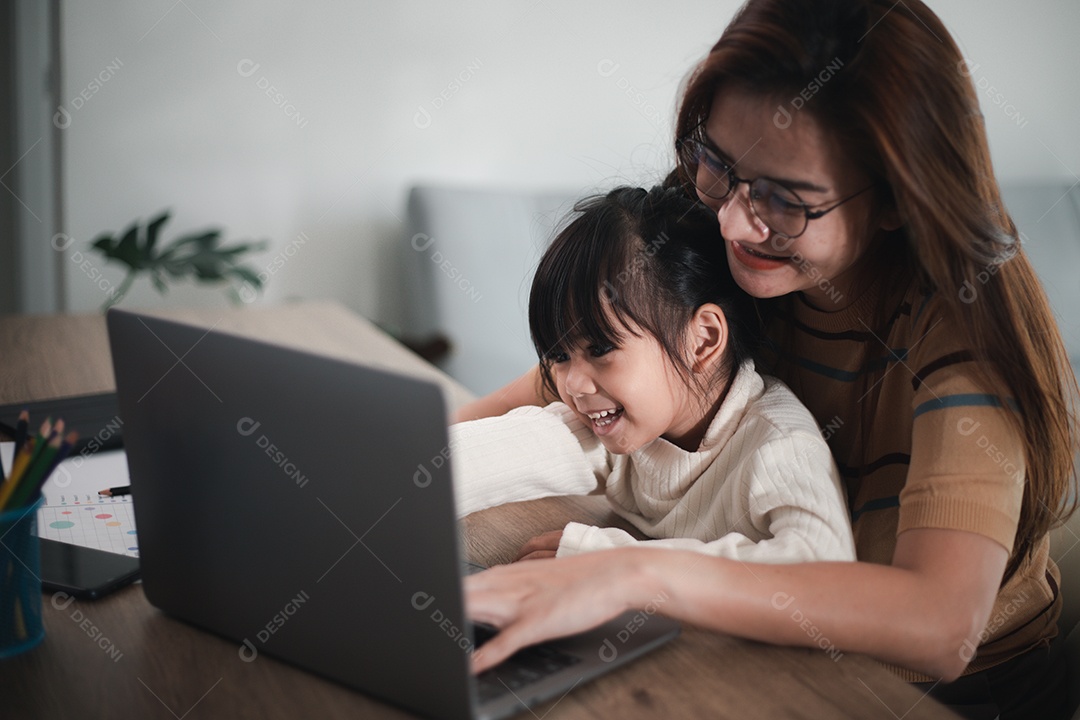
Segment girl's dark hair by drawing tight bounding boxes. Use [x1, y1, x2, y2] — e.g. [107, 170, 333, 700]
[529, 185, 753, 400]
[670, 0, 1077, 581]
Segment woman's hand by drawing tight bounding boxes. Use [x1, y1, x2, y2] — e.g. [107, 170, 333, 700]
[464, 550, 654, 673]
[515, 529, 563, 561]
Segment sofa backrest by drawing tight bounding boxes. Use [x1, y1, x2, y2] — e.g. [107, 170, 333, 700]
[403, 185, 579, 396]
[404, 182, 1080, 395]
[1000, 182, 1080, 365]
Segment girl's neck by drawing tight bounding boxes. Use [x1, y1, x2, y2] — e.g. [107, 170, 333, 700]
[663, 373, 734, 452]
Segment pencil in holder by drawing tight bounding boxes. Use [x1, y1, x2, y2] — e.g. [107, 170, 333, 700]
[0, 497, 45, 659]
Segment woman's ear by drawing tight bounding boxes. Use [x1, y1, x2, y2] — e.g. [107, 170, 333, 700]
[877, 197, 903, 232]
[688, 303, 729, 374]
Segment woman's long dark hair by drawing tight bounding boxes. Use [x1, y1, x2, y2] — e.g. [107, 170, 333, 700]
[672, 0, 1078, 581]
[529, 185, 754, 401]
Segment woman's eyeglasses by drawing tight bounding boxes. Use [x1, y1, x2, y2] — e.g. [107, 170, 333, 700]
[677, 137, 874, 240]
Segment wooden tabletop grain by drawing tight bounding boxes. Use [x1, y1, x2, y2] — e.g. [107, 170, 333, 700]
[0, 301, 958, 720]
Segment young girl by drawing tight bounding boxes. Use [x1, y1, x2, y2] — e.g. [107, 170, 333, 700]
[451, 185, 855, 564]
[458, 1, 1077, 717]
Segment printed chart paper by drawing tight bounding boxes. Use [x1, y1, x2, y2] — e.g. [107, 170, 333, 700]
[2, 443, 138, 557]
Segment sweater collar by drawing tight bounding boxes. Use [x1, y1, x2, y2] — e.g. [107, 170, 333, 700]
[791, 275, 885, 335]
[694, 358, 764, 453]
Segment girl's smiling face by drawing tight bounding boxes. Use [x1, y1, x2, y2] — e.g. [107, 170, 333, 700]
[548, 324, 708, 454]
[700, 89, 889, 308]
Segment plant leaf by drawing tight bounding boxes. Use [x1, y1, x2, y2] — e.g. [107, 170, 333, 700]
[150, 270, 168, 294]
[217, 239, 269, 256]
[91, 234, 115, 253]
[192, 257, 224, 279]
[229, 266, 262, 287]
[87, 210, 270, 311]
[145, 211, 171, 257]
[170, 230, 221, 251]
[112, 223, 143, 269]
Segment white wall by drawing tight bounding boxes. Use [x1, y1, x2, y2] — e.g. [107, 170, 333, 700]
[57, 0, 1080, 325]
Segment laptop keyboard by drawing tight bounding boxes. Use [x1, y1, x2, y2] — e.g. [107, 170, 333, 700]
[472, 623, 582, 704]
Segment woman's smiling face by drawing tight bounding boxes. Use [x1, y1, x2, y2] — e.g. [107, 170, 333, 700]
[699, 88, 886, 309]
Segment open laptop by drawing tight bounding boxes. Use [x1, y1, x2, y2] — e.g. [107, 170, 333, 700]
[106, 309, 679, 720]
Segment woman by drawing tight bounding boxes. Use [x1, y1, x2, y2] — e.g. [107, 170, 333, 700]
[457, 1, 1077, 716]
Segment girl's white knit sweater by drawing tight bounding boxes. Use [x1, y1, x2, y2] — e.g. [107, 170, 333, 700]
[450, 360, 856, 563]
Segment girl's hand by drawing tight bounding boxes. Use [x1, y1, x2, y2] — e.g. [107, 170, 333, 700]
[464, 550, 652, 673]
[515, 529, 563, 561]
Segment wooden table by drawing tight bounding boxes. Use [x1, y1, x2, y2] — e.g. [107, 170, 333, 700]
[0, 301, 958, 719]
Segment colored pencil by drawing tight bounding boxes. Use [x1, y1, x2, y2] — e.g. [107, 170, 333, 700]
[0, 410, 29, 489]
[0, 439, 34, 510]
[0, 412, 18, 483]
[24, 418, 55, 472]
[13, 410, 29, 455]
[7, 419, 54, 495]
[0, 415, 82, 512]
[7, 433, 62, 509]
[42, 431, 78, 481]
[7, 438, 36, 483]
[99, 485, 131, 497]
[0, 419, 70, 511]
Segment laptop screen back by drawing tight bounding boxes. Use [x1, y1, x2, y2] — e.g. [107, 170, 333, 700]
[108, 309, 476, 720]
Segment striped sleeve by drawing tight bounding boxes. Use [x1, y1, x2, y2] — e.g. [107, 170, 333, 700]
[898, 297, 1024, 552]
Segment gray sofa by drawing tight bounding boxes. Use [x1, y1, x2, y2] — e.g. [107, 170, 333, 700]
[403, 182, 1080, 395]
[403, 185, 579, 396]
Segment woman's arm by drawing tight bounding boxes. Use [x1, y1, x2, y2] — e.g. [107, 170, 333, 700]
[466, 526, 1006, 679]
[453, 365, 550, 423]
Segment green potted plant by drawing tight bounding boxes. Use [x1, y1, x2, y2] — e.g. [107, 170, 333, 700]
[89, 210, 267, 310]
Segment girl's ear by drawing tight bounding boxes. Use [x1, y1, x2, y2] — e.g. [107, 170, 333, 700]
[689, 303, 729, 374]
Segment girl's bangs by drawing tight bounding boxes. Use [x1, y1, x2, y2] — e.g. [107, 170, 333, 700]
[530, 257, 631, 362]
[529, 207, 637, 362]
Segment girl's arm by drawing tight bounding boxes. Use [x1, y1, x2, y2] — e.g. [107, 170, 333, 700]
[466, 526, 1006, 679]
[451, 403, 608, 516]
[548, 431, 855, 563]
[453, 366, 550, 423]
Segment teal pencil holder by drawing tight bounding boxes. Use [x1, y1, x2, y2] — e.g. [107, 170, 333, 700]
[0, 497, 45, 659]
